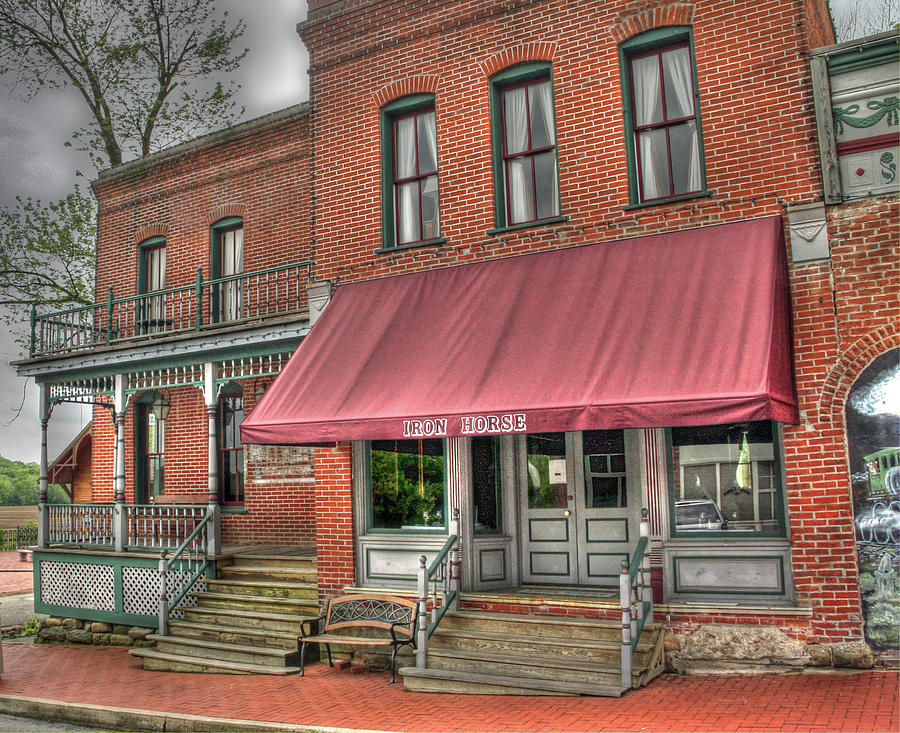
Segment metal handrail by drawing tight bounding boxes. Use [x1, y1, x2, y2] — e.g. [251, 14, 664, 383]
[158, 510, 215, 635]
[29, 260, 314, 357]
[620, 509, 653, 688]
[416, 512, 461, 667]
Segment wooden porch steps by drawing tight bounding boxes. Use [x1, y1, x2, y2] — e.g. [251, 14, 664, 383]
[129, 551, 318, 675]
[400, 610, 665, 696]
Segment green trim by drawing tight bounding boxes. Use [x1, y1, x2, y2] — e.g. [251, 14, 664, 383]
[364, 547, 418, 581]
[623, 190, 712, 210]
[209, 216, 244, 324]
[375, 237, 446, 254]
[489, 62, 561, 229]
[220, 506, 248, 514]
[136, 236, 165, 297]
[828, 39, 900, 75]
[585, 551, 629, 579]
[672, 554, 786, 595]
[486, 215, 569, 235]
[618, 26, 708, 206]
[478, 547, 507, 583]
[664, 422, 788, 540]
[583, 516, 629, 544]
[380, 94, 438, 250]
[527, 516, 570, 543]
[528, 551, 570, 576]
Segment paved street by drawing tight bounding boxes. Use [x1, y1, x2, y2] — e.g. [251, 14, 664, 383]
[0, 641, 895, 733]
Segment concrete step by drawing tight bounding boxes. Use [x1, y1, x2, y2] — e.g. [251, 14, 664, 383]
[190, 591, 319, 616]
[399, 667, 627, 697]
[166, 620, 300, 650]
[429, 628, 652, 666]
[219, 565, 317, 583]
[181, 605, 313, 634]
[425, 647, 626, 687]
[147, 634, 300, 667]
[205, 578, 318, 599]
[438, 610, 636, 641]
[129, 648, 300, 675]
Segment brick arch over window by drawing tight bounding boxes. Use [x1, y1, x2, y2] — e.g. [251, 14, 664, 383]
[818, 324, 900, 424]
[134, 224, 167, 245]
[206, 204, 246, 227]
[609, 3, 696, 43]
[478, 43, 557, 78]
[372, 75, 441, 109]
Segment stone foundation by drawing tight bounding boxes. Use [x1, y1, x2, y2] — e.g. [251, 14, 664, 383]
[35, 617, 155, 648]
[665, 624, 876, 674]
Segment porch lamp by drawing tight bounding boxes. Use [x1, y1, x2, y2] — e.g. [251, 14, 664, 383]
[150, 390, 171, 422]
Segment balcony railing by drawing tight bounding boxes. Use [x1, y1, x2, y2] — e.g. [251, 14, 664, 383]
[29, 261, 313, 358]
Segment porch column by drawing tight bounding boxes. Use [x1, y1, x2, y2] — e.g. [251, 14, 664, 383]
[37, 384, 50, 548]
[113, 374, 128, 552]
[204, 363, 221, 557]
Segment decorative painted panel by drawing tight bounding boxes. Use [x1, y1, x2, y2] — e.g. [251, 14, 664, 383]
[585, 517, 628, 543]
[529, 551, 570, 576]
[478, 548, 506, 583]
[586, 552, 628, 579]
[673, 555, 784, 594]
[528, 517, 569, 543]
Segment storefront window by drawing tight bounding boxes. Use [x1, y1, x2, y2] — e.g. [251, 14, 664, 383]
[472, 436, 501, 533]
[526, 433, 567, 509]
[369, 439, 445, 530]
[669, 421, 783, 535]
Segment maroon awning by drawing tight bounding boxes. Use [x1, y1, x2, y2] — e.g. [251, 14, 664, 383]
[241, 216, 798, 445]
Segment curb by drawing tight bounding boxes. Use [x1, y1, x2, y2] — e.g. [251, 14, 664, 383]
[0, 695, 406, 733]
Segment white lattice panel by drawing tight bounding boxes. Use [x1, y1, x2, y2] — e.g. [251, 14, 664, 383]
[122, 566, 207, 618]
[40, 561, 115, 611]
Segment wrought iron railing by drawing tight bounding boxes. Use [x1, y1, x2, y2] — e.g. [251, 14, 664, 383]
[0, 525, 38, 550]
[620, 508, 653, 688]
[47, 504, 115, 546]
[125, 504, 207, 550]
[158, 511, 215, 635]
[415, 525, 461, 667]
[29, 261, 313, 358]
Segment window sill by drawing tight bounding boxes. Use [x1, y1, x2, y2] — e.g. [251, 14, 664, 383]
[623, 190, 712, 211]
[221, 506, 248, 514]
[487, 215, 569, 236]
[375, 237, 447, 254]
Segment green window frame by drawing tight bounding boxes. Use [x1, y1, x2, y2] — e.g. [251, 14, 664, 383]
[217, 381, 245, 506]
[133, 390, 166, 504]
[136, 235, 166, 334]
[666, 421, 787, 539]
[489, 62, 565, 232]
[209, 216, 244, 322]
[365, 439, 448, 533]
[379, 94, 444, 252]
[619, 27, 708, 207]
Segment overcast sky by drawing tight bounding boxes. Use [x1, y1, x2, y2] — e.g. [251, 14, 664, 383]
[0, 0, 309, 463]
[0, 0, 891, 464]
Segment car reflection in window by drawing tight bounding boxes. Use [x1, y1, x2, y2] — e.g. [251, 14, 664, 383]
[675, 500, 728, 530]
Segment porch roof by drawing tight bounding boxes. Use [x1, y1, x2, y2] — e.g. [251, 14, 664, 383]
[241, 216, 798, 445]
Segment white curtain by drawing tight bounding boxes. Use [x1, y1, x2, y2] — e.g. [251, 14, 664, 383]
[395, 116, 416, 179]
[662, 48, 701, 193]
[397, 183, 419, 244]
[395, 117, 418, 243]
[531, 81, 556, 145]
[419, 111, 438, 174]
[507, 158, 531, 224]
[504, 87, 528, 154]
[504, 87, 530, 222]
[632, 56, 665, 199]
[221, 228, 243, 320]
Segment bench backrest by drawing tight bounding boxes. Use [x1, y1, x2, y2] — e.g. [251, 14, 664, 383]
[324, 594, 418, 636]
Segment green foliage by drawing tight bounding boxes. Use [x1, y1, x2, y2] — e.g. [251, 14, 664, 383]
[0, 0, 248, 168]
[0, 455, 69, 506]
[0, 186, 96, 344]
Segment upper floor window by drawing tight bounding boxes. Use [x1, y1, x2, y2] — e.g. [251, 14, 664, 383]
[380, 95, 440, 249]
[669, 421, 784, 537]
[137, 236, 166, 333]
[491, 64, 560, 228]
[218, 382, 244, 505]
[621, 30, 705, 204]
[211, 217, 243, 322]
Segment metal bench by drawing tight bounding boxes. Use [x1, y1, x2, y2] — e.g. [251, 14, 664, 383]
[299, 593, 418, 683]
[17, 549, 32, 562]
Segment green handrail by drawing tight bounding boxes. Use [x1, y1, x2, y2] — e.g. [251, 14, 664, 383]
[427, 534, 458, 577]
[164, 511, 214, 614]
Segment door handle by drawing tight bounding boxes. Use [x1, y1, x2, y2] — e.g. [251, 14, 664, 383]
[564, 510, 571, 517]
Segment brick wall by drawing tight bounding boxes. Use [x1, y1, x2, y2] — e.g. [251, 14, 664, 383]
[313, 443, 356, 603]
[87, 106, 317, 544]
[296, 0, 891, 643]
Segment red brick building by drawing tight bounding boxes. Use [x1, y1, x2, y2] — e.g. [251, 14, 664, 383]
[18, 0, 898, 688]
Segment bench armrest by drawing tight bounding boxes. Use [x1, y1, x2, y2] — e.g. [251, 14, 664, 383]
[300, 615, 326, 639]
[390, 620, 416, 648]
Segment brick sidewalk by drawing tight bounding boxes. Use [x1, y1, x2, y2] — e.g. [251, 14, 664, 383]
[0, 551, 33, 596]
[0, 643, 896, 732]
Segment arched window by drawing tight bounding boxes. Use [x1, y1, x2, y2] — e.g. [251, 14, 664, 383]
[218, 382, 245, 505]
